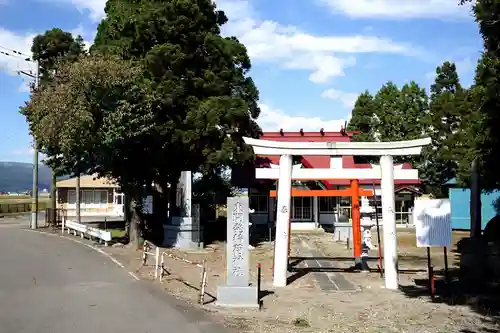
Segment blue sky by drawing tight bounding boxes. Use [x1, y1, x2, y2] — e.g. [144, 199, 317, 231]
[0, 0, 482, 163]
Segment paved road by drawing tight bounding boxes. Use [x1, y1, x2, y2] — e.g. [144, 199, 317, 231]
[0, 227, 229, 333]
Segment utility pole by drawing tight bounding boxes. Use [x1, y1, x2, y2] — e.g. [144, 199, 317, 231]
[0, 47, 40, 229]
[30, 60, 40, 229]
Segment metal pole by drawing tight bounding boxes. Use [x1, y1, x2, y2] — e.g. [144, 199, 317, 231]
[30, 60, 40, 229]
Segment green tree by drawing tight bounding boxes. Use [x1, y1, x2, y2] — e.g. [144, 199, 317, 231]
[23, 0, 261, 244]
[420, 62, 467, 197]
[457, 0, 500, 190]
[347, 91, 376, 142]
[22, 55, 156, 243]
[347, 82, 428, 164]
[91, 0, 261, 196]
[28, 28, 86, 218]
[31, 28, 86, 86]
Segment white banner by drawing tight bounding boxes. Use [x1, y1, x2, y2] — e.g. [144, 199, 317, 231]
[414, 199, 452, 247]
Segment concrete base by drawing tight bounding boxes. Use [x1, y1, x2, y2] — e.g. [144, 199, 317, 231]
[216, 285, 259, 308]
[163, 217, 202, 248]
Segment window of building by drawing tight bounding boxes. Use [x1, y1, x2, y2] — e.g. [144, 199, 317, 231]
[250, 194, 268, 213]
[319, 197, 337, 212]
[339, 196, 352, 219]
[67, 189, 108, 205]
[292, 196, 312, 221]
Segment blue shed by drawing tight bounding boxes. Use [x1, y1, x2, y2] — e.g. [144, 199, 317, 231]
[445, 178, 500, 230]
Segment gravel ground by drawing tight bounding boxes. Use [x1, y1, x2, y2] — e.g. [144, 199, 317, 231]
[103, 230, 499, 333]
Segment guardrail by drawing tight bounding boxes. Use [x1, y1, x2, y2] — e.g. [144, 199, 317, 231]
[62, 219, 112, 246]
[159, 252, 208, 305]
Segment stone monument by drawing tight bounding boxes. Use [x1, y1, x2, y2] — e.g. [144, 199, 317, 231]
[216, 197, 259, 307]
[358, 196, 376, 271]
[164, 171, 201, 248]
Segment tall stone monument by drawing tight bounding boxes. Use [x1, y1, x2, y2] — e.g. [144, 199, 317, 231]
[216, 197, 259, 307]
[164, 171, 201, 248]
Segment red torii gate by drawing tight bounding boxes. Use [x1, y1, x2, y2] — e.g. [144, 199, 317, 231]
[269, 180, 373, 260]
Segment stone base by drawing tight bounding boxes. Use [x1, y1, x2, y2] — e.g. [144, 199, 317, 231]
[163, 222, 202, 249]
[216, 285, 259, 308]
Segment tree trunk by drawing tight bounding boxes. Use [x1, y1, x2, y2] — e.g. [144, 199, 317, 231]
[76, 172, 81, 224]
[127, 199, 144, 249]
[470, 158, 482, 237]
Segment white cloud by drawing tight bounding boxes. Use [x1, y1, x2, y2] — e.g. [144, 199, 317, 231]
[70, 0, 106, 22]
[0, 28, 37, 76]
[39, 0, 106, 22]
[69, 25, 94, 50]
[258, 103, 347, 131]
[34, 0, 419, 84]
[321, 89, 359, 108]
[319, 0, 473, 20]
[216, 0, 418, 83]
[455, 57, 475, 77]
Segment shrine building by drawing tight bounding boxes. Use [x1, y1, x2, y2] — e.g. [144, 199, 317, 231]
[232, 129, 423, 231]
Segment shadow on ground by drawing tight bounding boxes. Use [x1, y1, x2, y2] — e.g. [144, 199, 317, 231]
[398, 237, 500, 333]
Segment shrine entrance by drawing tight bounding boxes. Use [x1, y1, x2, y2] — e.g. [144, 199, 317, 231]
[269, 183, 374, 264]
[243, 136, 431, 290]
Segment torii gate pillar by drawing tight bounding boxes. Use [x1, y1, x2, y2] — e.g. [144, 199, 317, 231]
[380, 155, 398, 289]
[274, 155, 293, 287]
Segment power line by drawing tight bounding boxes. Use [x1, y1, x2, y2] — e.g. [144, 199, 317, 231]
[0, 45, 31, 60]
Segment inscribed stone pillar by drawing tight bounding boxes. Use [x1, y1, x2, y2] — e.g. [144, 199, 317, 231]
[380, 155, 399, 290]
[216, 197, 258, 307]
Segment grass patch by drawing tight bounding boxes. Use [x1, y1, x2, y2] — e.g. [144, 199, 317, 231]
[108, 228, 126, 239]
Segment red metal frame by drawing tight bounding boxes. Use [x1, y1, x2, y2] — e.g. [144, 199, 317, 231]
[270, 184, 372, 259]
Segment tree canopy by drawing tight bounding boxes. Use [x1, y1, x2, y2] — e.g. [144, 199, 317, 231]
[22, 0, 262, 219]
[31, 28, 86, 86]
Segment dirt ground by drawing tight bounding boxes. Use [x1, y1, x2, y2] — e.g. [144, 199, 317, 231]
[105, 229, 499, 333]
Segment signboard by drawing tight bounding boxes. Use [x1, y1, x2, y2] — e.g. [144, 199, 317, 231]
[414, 199, 452, 247]
[142, 195, 153, 214]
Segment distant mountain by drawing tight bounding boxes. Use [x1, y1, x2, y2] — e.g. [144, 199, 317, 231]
[0, 162, 53, 192]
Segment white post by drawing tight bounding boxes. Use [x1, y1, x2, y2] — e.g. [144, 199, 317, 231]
[273, 154, 293, 287]
[154, 246, 160, 280]
[313, 196, 319, 228]
[380, 155, 398, 290]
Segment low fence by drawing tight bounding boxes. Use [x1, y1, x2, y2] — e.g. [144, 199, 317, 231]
[142, 240, 160, 280]
[0, 201, 49, 214]
[62, 219, 112, 245]
[160, 252, 208, 305]
[141, 240, 208, 305]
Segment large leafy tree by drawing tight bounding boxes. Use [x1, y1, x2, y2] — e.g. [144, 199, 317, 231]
[420, 62, 469, 196]
[91, 0, 261, 195]
[22, 55, 156, 243]
[347, 91, 377, 142]
[458, 0, 500, 191]
[28, 29, 86, 216]
[23, 0, 262, 243]
[31, 28, 86, 86]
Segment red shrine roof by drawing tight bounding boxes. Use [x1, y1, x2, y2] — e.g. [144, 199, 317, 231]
[255, 129, 419, 189]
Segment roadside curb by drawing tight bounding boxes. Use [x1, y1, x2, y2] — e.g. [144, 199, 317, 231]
[22, 228, 140, 281]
